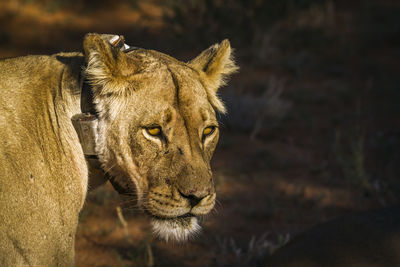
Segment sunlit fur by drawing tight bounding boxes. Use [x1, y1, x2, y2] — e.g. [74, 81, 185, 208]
[82, 33, 238, 243]
[188, 40, 239, 114]
[152, 217, 201, 242]
[0, 33, 237, 266]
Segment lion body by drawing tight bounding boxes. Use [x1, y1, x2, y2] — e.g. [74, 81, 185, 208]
[0, 34, 237, 265]
[0, 53, 87, 266]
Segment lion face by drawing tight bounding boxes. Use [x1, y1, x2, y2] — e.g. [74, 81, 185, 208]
[83, 34, 237, 242]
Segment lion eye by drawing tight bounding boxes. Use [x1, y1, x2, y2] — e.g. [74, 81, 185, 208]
[203, 126, 215, 138]
[146, 127, 161, 136]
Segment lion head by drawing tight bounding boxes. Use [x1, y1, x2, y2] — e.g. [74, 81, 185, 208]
[83, 33, 238, 242]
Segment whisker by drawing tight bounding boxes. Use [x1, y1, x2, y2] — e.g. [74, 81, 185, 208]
[215, 199, 223, 209]
[123, 206, 151, 213]
[119, 195, 140, 201]
[102, 162, 117, 175]
[119, 200, 139, 205]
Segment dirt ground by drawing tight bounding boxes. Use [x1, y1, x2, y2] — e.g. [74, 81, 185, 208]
[1, 0, 399, 266]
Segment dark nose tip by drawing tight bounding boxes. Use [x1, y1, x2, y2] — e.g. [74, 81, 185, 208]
[178, 189, 205, 207]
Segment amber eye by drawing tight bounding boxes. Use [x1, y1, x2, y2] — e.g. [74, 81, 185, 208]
[146, 127, 161, 136]
[203, 126, 215, 138]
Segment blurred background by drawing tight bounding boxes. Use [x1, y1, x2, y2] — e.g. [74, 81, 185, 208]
[1, 0, 399, 266]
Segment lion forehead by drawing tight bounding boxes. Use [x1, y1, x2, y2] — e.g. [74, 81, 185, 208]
[126, 59, 211, 115]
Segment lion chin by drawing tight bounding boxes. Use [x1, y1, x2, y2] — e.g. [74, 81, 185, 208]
[151, 216, 201, 242]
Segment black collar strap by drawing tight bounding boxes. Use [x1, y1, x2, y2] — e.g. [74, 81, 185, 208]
[80, 79, 97, 116]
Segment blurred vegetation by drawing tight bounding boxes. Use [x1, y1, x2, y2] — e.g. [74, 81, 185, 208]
[164, 0, 326, 46]
[1, 0, 400, 266]
[18, 0, 141, 11]
[212, 233, 290, 267]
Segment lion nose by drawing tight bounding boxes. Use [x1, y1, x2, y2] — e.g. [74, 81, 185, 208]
[178, 189, 208, 207]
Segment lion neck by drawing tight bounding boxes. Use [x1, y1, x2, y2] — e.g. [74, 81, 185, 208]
[75, 74, 132, 193]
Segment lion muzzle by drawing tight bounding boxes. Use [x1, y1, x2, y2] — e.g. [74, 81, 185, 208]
[146, 185, 216, 242]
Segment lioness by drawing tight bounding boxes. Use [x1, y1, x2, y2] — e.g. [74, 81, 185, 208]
[0, 33, 237, 266]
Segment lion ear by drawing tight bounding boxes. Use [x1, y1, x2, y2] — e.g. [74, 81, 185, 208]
[83, 33, 134, 96]
[188, 39, 238, 113]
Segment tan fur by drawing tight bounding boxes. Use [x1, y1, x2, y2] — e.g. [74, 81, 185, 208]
[0, 33, 237, 265]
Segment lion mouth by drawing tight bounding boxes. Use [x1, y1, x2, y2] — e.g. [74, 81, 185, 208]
[150, 215, 201, 242]
[150, 212, 194, 220]
[144, 188, 216, 242]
